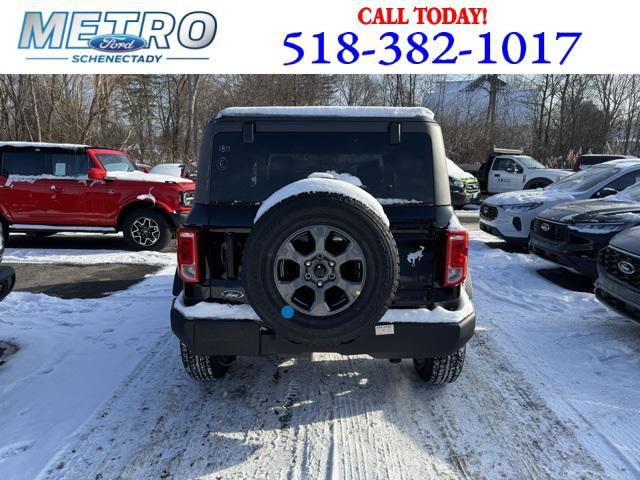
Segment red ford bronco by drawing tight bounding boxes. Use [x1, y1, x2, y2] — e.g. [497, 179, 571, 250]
[0, 142, 196, 250]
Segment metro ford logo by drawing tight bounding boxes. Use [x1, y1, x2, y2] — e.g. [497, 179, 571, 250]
[89, 35, 146, 53]
[19, 11, 216, 63]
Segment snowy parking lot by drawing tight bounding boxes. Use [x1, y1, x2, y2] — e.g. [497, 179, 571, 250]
[1, 226, 640, 480]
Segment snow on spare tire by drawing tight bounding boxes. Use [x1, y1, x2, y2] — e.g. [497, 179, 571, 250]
[242, 174, 400, 344]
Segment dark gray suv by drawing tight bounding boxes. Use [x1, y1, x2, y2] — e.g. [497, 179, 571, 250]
[595, 226, 640, 322]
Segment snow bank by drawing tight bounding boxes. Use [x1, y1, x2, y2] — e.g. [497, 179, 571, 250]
[254, 177, 390, 226]
[107, 171, 193, 184]
[217, 106, 435, 120]
[3, 248, 175, 266]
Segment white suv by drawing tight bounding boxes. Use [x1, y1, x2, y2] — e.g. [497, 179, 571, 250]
[479, 159, 640, 245]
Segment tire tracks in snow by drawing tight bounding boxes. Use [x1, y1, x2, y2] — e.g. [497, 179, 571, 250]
[42, 331, 605, 480]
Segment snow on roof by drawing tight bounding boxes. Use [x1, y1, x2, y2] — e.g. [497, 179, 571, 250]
[0, 141, 89, 150]
[602, 158, 640, 167]
[216, 106, 435, 120]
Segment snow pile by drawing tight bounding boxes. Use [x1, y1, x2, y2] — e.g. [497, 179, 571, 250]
[107, 171, 193, 184]
[446, 158, 476, 180]
[381, 289, 473, 324]
[174, 293, 260, 320]
[254, 177, 390, 226]
[217, 106, 435, 120]
[308, 171, 363, 187]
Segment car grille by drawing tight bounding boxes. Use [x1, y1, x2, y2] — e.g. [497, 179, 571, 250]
[533, 219, 569, 241]
[600, 246, 640, 288]
[464, 180, 480, 193]
[480, 203, 498, 220]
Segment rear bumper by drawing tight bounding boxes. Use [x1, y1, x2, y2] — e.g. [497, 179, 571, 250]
[0, 266, 15, 301]
[595, 270, 640, 322]
[451, 190, 480, 208]
[171, 299, 476, 359]
[479, 222, 529, 246]
[529, 236, 598, 278]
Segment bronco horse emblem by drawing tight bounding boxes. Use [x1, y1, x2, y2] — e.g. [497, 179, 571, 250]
[407, 246, 425, 267]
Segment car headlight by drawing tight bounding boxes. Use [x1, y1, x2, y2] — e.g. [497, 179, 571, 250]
[568, 223, 626, 234]
[501, 202, 543, 212]
[180, 191, 195, 206]
[449, 178, 464, 189]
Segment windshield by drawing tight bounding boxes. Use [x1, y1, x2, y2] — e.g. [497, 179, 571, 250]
[546, 165, 622, 193]
[97, 154, 136, 173]
[610, 182, 640, 202]
[515, 156, 545, 169]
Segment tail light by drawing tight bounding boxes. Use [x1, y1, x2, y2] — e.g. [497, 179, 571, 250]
[573, 160, 581, 171]
[443, 227, 469, 287]
[177, 228, 200, 283]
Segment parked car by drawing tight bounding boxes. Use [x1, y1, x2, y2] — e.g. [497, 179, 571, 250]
[529, 183, 640, 278]
[171, 106, 475, 384]
[573, 154, 636, 171]
[0, 142, 196, 250]
[0, 225, 15, 302]
[595, 226, 640, 322]
[476, 148, 571, 194]
[150, 163, 191, 179]
[480, 159, 640, 246]
[447, 158, 480, 208]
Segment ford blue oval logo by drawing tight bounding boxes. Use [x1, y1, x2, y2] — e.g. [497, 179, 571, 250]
[89, 34, 146, 53]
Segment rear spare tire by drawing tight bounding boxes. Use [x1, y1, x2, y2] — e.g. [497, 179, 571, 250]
[243, 192, 399, 344]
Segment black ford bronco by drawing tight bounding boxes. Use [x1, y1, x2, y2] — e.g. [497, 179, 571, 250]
[171, 107, 475, 384]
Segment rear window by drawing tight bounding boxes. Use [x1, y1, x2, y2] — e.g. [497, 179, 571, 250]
[210, 131, 434, 203]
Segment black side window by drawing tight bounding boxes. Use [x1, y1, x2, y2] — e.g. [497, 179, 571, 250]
[605, 170, 640, 191]
[51, 153, 89, 177]
[1, 151, 50, 176]
[492, 157, 515, 172]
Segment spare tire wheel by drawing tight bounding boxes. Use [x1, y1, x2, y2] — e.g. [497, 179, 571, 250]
[242, 192, 399, 344]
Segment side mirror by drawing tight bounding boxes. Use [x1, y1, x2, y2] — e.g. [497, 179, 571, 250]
[88, 167, 106, 181]
[595, 187, 618, 198]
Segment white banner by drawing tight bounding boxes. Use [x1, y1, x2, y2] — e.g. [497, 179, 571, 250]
[1, 0, 638, 73]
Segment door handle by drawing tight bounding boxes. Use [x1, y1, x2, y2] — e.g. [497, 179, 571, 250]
[493, 174, 501, 177]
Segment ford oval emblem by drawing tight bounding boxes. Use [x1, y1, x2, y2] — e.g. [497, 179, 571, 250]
[221, 289, 245, 300]
[540, 223, 550, 232]
[89, 34, 146, 53]
[618, 261, 636, 275]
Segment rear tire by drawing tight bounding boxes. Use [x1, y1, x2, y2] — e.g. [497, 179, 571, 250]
[413, 347, 466, 384]
[0, 219, 8, 248]
[123, 209, 172, 251]
[180, 343, 235, 380]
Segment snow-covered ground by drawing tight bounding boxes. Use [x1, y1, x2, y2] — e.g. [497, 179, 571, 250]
[1, 232, 639, 479]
